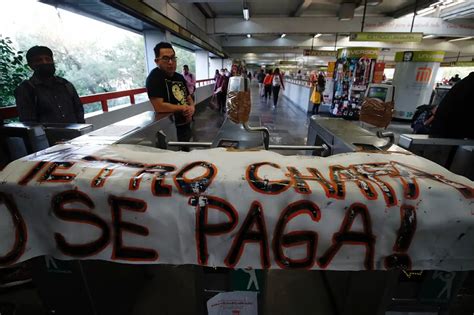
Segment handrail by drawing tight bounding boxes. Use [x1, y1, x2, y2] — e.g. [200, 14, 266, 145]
[0, 78, 216, 121]
[196, 78, 215, 87]
[286, 78, 311, 87]
[80, 87, 147, 112]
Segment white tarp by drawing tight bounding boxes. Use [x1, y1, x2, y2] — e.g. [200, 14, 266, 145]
[0, 144, 473, 271]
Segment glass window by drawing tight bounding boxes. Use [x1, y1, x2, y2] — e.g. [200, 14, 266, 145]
[173, 45, 196, 75]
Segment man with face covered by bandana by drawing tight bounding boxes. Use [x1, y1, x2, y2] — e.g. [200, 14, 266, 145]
[14, 46, 85, 123]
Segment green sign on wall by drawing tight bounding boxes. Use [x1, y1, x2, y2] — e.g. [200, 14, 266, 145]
[394, 51, 445, 62]
[337, 47, 380, 59]
[350, 32, 423, 43]
[303, 50, 337, 57]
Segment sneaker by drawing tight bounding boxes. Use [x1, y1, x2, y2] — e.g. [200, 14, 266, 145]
[0, 263, 32, 288]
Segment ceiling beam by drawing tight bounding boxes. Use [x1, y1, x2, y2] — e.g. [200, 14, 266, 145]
[391, 0, 439, 18]
[222, 36, 474, 54]
[207, 16, 474, 37]
[195, 3, 216, 18]
[293, 0, 313, 17]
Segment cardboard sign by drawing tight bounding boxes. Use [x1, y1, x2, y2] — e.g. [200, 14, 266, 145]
[0, 144, 473, 271]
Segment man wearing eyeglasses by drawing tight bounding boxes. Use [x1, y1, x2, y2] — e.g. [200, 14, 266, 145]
[146, 42, 195, 145]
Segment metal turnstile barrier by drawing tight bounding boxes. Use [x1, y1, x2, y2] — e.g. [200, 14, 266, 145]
[0, 122, 93, 165]
[398, 134, 474, 180]
[306, 116, 401, 155]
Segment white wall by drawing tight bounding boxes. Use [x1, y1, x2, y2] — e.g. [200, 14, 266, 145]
[196, 50, 209, 80]
[85, 101, 154, 130]
[85, 84, 215, 129]
[282, 82, 312, 113]
[143, 30, 169, 74]
[210, 58, 224, 76]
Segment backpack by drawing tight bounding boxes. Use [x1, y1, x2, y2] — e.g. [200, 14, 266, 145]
[411, 104, 435, 134]
[263, 75, 273, 85]
[272, 74, 281, 87]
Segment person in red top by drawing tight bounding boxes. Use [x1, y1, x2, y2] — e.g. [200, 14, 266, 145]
[182, 65, 196, 101]
[263, 69, 273, 101]
[214, 68, 229, 113]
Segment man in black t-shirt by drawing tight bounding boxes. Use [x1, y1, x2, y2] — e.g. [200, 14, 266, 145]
[146, 42, 195, 143]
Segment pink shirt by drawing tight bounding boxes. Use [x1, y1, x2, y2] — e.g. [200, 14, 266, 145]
[183, 72, 196, 95]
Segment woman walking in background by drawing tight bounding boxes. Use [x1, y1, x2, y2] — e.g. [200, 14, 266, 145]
[263, 69, 273, 101]
[272, 68, 285, 107]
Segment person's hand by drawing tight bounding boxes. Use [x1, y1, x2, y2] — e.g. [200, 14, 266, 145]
[183, 105, 195, 118]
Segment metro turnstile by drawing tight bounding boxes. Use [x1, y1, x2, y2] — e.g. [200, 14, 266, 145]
[306, 116, 400, 155]
[0, 122, 93, 164]
[398, 134, 474, 180]
[305, 116, 472, 315]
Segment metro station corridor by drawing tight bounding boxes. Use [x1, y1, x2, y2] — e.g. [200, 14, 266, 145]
[1, 1, 473, 314]
[194, 80, 311, 151]
[192, 79, 412, 154]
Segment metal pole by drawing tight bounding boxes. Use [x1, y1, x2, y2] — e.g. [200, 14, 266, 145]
[410, 0, 418, 32]
[361, 0, 368, 32]
[334, 33, 338, 51]
[243, 122, 270, 149]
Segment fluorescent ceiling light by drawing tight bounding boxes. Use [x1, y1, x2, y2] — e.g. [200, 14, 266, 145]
[400, 12, 414, 18]
[423, 35, 436, 39]
[246, 34, 251, 38]
[367, 0, 383, 5]
[314, 33, 322, 38]
[243, 7, 249, 20]
[417, 7, 436, 16]
[281, 33, 286, 38]
[448, 36, 472, 42]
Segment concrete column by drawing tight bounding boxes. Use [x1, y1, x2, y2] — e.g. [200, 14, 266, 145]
[195, 50, 209, 80]
[143, 29, 168, 74]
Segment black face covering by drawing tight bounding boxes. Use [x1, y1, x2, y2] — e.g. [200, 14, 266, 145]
[33, 63, 56, 78]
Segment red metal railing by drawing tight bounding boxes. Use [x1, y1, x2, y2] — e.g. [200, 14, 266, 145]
[196, 78, 215, 87]
[0, 78, 215, 121]
[80, 87, 147, 112]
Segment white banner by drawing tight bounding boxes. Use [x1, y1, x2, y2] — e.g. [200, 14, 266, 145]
[0, 144, 473, 271]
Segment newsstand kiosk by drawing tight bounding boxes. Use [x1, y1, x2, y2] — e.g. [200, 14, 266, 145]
[331, 47, 380, 116]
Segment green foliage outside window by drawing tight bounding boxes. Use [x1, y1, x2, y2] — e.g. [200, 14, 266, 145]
[12, 33, 147, 114]
[174, 45, 196, 75]
[0, 35, 31, 107]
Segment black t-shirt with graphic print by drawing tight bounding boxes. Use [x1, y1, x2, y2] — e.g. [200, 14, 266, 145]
[146, 67, 190, 126]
